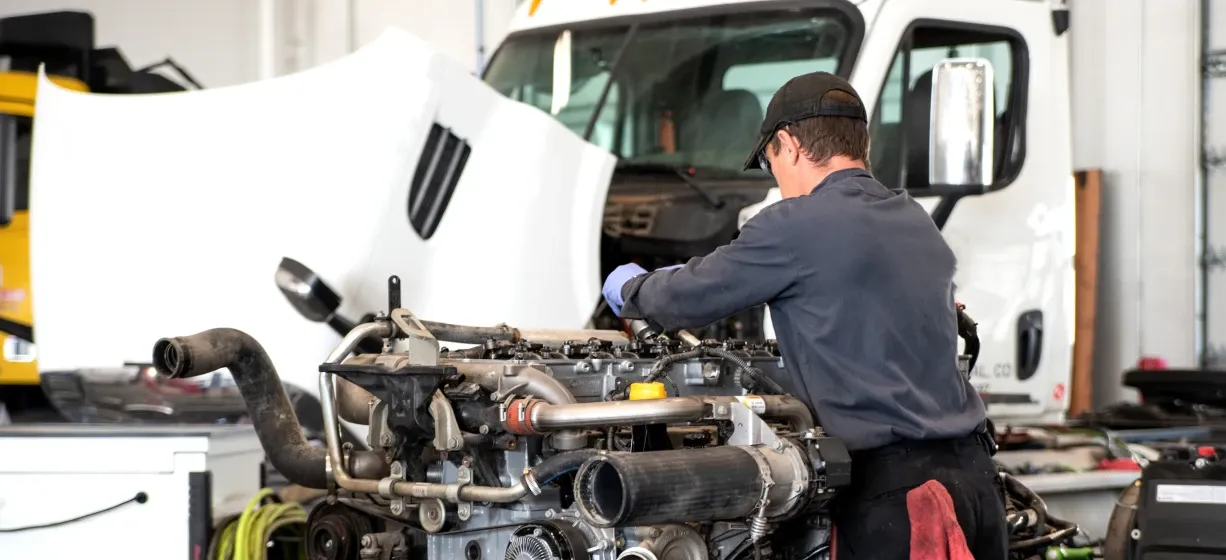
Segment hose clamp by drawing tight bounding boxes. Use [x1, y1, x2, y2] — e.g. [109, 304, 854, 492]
[740, 446, 775, 542]
[523, 472, 543, 496]
[378, 477, 397, 499]
[324, 454, 337, 495]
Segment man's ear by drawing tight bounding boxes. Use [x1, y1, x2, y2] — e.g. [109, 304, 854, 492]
[777, 129, 801, 164]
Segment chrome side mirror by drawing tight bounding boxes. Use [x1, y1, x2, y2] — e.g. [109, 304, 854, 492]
[929, 58, 996, 191]
[274, 257, 341, 323]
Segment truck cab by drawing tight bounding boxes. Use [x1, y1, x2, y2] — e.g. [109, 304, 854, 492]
[482, 0, 1075, 423]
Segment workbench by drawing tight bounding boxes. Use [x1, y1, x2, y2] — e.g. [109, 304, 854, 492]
[0, 424, 263, 559]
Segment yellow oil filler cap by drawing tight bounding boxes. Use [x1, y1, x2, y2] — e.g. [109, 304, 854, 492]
[628, 382, 667, 400]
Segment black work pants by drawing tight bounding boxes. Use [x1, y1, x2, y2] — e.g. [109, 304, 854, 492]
[829, 434, 1007, 560]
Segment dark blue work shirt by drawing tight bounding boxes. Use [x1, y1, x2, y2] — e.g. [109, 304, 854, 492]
[619, 168, 987, 451]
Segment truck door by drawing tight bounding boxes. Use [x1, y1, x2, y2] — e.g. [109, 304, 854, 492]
[853, 0, 1074, 422]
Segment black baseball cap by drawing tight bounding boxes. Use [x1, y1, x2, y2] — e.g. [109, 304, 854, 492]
[742, 71, 868, 172]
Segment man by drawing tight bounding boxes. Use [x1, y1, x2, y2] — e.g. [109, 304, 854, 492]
[601, 72, 1007, 560]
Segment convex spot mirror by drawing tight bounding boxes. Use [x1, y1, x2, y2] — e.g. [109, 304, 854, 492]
[275, 257, 342, 323]
[928, 57, 996, 195]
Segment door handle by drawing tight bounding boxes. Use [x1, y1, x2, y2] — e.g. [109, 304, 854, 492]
[1016, 310, 1043, 381]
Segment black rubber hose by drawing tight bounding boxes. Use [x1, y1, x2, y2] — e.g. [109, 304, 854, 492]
[1010, 524, 1079, 551]
[706, 347, 785, 395]
[531, 449, 600, 487]
[645, 349, 705, 383]
[632, 347, 784, 399]
[152, 328, 328, 489]
[574, 447, 763, 527]
[608, 349, 704, 400]
[1003, 473, 1047, 538]
[420, 321, 517, 344]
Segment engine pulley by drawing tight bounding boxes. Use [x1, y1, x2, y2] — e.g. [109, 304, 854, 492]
[504, 522, 592, 560]
[306, 502, 375, 560]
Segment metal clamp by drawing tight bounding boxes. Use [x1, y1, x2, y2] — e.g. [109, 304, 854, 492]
[387, 461, 407, 515]
[456, 462, 473, 521]
[741, 446, 775, 542]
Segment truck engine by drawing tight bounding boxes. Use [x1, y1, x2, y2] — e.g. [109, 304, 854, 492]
[152, 310, 842, 559]
[149, 270, 1079, 560]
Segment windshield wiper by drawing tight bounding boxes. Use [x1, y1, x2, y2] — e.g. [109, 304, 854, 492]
[583, 23, 639, 141]
[615, 162, 725, 210]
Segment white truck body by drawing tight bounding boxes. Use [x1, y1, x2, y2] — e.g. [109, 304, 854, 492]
[28, 29, 615, 401]
[28, 0, 1075, 425]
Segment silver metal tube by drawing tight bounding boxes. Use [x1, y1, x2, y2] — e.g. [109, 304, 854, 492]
[327, 322, 392, 363]
[531, 397, 708, 430]
[458, 482, 528, 503]
[447, 362, 577, 404]
[321, 322, 392, 492]
[320, 322, 545, 503]
[388, 481, 529, 504]
[525, 395, 812, 432]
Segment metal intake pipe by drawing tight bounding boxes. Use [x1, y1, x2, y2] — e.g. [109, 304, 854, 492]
[531, 398, 708, 431]
[447, 361, 586, 449]
[446, 362, 577, 405]
[152, 328, 329, 489]
[500, 395, 814, 434]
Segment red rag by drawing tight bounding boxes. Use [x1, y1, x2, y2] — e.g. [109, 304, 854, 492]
[907, 480, 974, 560]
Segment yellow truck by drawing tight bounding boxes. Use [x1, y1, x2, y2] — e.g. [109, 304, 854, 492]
[0, 10, 198, 419]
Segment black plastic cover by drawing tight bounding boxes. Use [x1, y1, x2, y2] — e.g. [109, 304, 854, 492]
[1135, 459, 1226, 559]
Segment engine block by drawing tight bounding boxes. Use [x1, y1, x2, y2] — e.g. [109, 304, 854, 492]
[152, 308, 850, 560]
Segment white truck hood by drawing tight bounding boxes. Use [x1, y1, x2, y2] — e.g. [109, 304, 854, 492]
[28, 28, 616, 397]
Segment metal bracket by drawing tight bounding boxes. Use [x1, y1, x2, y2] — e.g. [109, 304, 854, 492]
[389, 308, 440, 365]
[430, 390, 464, 451]
[368, 400, 394, 448]
[388, 461, 407, 516]
[456, 461, 473, 521]
[726, 400, 780, 447]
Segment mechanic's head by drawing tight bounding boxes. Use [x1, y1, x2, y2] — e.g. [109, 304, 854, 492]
[743, 72, 869, 199]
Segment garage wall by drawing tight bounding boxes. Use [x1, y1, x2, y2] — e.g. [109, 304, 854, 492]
[311, 0, 520, 75]
[0, 0, 264, 87]
[1069, 0, 1201, 407]
[0, 1, 520, 87]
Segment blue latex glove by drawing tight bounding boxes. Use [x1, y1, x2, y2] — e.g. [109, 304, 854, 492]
[602, 263, 647, 316]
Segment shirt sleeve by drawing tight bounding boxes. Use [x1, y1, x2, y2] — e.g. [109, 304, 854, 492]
[618, 207, 800, 330]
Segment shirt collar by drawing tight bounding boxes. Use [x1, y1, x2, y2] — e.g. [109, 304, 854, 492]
[809, 167, 873, 194]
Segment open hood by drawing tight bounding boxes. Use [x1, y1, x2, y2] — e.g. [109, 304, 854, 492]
[28, 28, 616, 399]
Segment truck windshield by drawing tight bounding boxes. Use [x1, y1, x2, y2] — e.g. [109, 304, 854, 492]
[483, 7, 855, 176]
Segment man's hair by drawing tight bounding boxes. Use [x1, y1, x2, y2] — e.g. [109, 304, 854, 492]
[768, 90, 870, 167]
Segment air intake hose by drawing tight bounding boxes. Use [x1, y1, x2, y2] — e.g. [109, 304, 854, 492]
[574, 447, 765, 527]
[152, 328, 328, 489]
